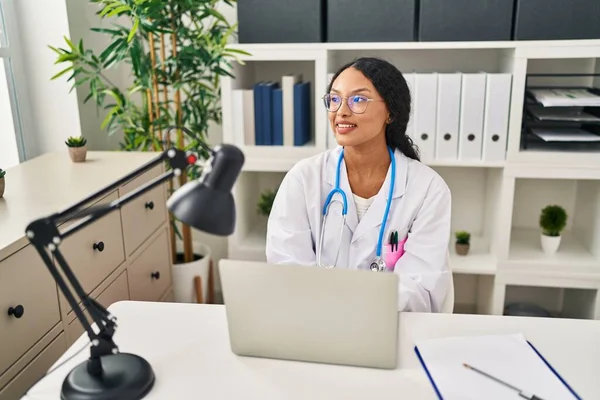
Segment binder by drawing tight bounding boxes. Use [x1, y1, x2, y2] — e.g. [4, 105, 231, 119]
[414, 73, 438, 161]
[458, 73, 486, 161]
[403, 72, 416, 142]
[482, 73, 512, 162]
[414, 333, 582, 400]
[282, 74, 302, 147]
[435, 73, 461, 160]
[326, 72, 337, 149]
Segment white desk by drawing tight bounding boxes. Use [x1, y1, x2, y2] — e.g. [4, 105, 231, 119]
[24, 301, 600, 399]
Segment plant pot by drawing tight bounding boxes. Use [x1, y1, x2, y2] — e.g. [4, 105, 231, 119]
[171, 242, 212, 303]
[68, 146, 87, 163]
[541, 233, 561, 255]
[0, 177, 4, 198]
[455, 243, 470, 256]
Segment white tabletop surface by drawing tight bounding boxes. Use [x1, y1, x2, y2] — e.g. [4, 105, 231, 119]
[23, 301, 600, 400]
[0, 151, 160, 260]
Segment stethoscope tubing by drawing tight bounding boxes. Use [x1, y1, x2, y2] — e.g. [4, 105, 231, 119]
[318, 147, 396, 268]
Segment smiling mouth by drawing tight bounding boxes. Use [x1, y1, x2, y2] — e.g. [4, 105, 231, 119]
[336, 123, 357, 128]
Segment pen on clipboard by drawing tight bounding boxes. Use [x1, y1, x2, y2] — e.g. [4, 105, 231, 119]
[463, 363, 544, 400]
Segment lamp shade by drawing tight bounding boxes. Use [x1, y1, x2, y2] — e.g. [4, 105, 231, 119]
[166, 144, 244, 236]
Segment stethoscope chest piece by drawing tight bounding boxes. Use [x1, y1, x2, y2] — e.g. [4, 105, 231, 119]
[369, 257, 387, 272]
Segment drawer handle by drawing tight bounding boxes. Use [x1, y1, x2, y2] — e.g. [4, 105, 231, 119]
[93, 241, 105, 252]
[8, 305, 24, 319]
[145, 201, 154, 210]
[151, 271, 160, 280]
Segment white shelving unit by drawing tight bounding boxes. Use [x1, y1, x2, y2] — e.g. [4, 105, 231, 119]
[221, 39, 600, 320]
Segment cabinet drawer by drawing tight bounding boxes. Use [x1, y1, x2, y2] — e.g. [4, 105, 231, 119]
[0, 332, 66, 400]
[0, 245, 61, 376]
[128, 229, 171, 302]
[67, 270, 130, 344]
[58, 191, 125, 314]
[120, 166, 167, 256]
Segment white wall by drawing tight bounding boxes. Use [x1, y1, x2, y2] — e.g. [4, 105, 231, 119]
[0, 61, 19, 168]
[14, 0, 83, 159]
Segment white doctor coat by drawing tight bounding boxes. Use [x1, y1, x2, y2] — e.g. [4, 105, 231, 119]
[265, 146, 452, 313]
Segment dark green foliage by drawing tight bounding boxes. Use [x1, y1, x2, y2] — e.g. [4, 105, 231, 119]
[49, 0, 250, 181]
[539, 205, 567, 236]
[65, 136, 88, 147]
[455, 230, 470, 245]
[257, 189, 277, 217]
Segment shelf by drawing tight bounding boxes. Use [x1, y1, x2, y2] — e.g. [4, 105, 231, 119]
[503, 284, 599, 320]
[507, 177, 600, 276]
[239, 141, 321, 171]
[507, 228, 600, 274]
[233, 39, 600, 52]
[449, 235, 496, 275]
[228, 223, 267, 261]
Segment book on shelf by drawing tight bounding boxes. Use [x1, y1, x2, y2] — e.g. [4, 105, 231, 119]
[231, 74, 311, 147]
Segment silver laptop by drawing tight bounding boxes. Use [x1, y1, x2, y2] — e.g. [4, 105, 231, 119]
[218, 259, 399, 369]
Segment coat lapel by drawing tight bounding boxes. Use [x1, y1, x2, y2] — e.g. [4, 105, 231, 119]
[351, 149, 407, 244]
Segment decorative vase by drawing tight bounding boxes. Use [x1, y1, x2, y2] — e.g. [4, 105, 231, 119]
[541, 233, 561, 255]
[0, 177, 4, 198]
[455, 243, 469, 256]
[68, 146, 87, 163]
[172, 242, 212, 303]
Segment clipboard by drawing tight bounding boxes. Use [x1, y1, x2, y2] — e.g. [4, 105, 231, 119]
[413, 333, 582, 400]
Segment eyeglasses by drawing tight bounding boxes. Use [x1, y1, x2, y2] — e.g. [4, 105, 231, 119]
[322, 93, 384, 114]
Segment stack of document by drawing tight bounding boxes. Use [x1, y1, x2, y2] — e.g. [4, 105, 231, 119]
[529, 88, 600, 107]
[531, 128, 600, 142]
[414, 333, 580, 399]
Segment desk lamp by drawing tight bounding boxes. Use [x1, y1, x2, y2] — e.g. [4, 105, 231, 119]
[25, 136, 244, 400]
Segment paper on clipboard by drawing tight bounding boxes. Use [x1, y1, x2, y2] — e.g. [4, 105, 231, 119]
[414, 333, 579, 400]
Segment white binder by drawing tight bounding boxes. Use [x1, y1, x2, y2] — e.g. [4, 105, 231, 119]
[482, 73, 512, 162]
[326, 72, 337, 149]
[404, 72, 416, 141]
[435, 73, 461, 160]
[414, 73, 438, 161]
[459, 73, 486, 161]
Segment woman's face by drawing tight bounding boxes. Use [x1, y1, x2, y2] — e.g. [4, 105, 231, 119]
[327, 67, 389, 148]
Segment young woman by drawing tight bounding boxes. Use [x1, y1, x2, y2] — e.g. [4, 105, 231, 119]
[265, 57, 452, 313]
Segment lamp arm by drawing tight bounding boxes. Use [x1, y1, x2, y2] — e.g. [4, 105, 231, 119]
[25, 148, 195, 376]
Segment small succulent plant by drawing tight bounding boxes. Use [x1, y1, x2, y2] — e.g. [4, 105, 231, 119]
[65, 136, 87, 147]
[455, 230, 471, 245]
[257, 188, 278, 217]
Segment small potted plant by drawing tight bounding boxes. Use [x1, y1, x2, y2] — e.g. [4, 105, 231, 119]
[455, 230, 471, 256]
[65, 136, 88, 162]
[257, 188, 278, 218]
[539, 204, 567, 255]
[0, 168, 5, 198]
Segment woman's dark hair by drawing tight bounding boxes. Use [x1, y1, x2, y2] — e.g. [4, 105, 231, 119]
[327, 57, 420, 161]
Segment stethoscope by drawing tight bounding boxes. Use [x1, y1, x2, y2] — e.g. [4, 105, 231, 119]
[316, 146, 396, 272]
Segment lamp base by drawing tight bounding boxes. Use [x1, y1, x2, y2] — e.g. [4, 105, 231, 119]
[61, 353, 155, 400]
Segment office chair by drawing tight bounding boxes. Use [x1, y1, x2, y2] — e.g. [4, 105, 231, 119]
[440, 251, 455, 313]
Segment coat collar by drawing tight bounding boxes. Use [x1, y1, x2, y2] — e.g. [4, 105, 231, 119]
[324, 146, 408, 237]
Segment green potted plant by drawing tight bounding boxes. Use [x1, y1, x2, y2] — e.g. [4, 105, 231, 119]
[257, 188, 278, 218]
[49, 0, 249, 303]
[539, 205, 567, 255]
[455, 230, 470, 256]
[65, 135, 88, 162]
[0, 168, 5, 198]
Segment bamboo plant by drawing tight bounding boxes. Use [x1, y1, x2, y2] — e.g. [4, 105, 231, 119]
[49, 0, 249, 263]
